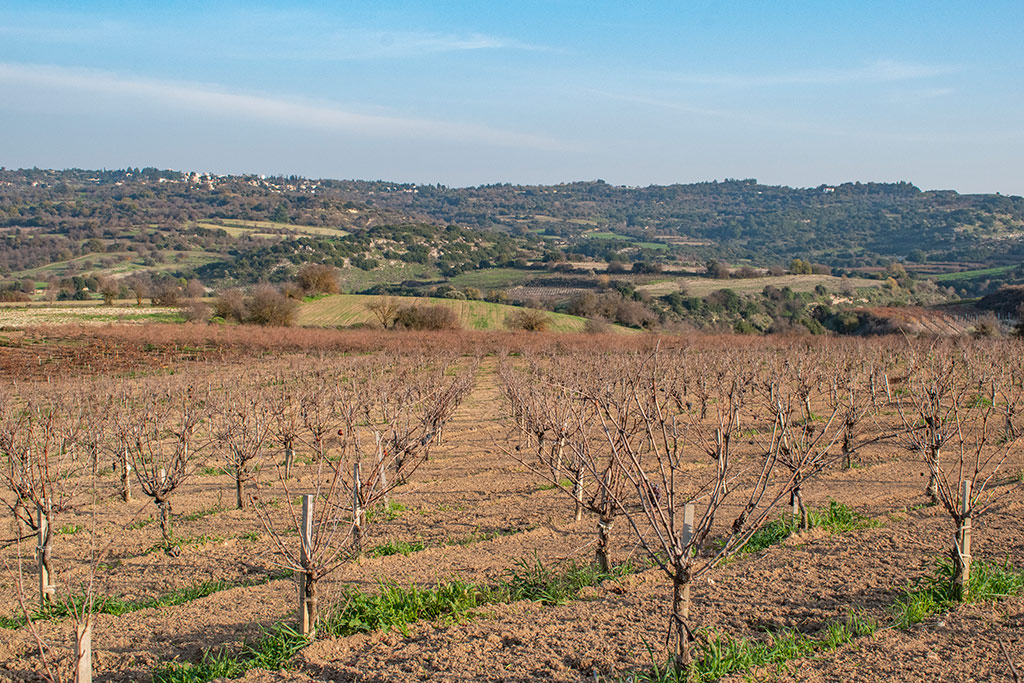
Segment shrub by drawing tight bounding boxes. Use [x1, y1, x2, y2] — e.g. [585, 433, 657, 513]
[212, 289, 248, 322]
[295, 263, 339, 295]
[394, 305, 460, 331]
[180, 300, 212, 323]
[246, 284, 298, 326]
[505, 308, 551, 332]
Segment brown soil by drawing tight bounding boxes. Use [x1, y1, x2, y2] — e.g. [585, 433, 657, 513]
[1, 355, 1023, 683]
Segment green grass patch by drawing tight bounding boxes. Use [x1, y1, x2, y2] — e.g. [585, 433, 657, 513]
[153, 623, 308, 683]
[1, 574, 291, 630]
[319, 579, 486, 638]
[892, 557, 1024, 628]
[536, 478, 574, 491]
[127, 516, 154, 530]
[144, 534, 225, 555]
[364, 500, 405, 523]
[741, 501, 880, 555]
[622, 612, 877, 682]
[154, 556, 633, 681]
[57, 523, 83, 535]
[176, 504, 226, 522]
[934, 264, 1018, 283]
[366, 539, 426, 557]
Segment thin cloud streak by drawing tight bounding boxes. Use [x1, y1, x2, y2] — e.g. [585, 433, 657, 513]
[0, 62, 570, 151]
[657, 60, 960, 87]
[586, 88, 1013, 145]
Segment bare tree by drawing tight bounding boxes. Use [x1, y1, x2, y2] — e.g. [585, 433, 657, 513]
[212, 385, 272, 509]
[365, 296, 400, 329]
[593, 350, 831, 670]
[897, 345, 1023, 600]
[117, 382, 208, 549]
[253, 356, 475, 637]
[0, 389, 85, 605]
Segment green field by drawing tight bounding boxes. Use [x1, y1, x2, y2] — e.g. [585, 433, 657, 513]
[637, 274, 883, 297]
[585, 231, 668, 250]
[446, 268, 538, 290]
[298, 294, 630, 333]
[196, 219, 351, 238]
[934, 264, 1020, 282]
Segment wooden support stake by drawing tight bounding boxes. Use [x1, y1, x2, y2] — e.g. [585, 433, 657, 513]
[680, 503, 694, 617]
[299, 494, 316, 638]
[37, 503, 54, 605]
[353, 462, 363, 553]
[158, 468, 167, 486]
[75, 617, 92, 683]
[957, 479, 972, 599]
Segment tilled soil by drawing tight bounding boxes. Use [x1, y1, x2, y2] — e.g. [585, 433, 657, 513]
[2, 359, 1023, 683]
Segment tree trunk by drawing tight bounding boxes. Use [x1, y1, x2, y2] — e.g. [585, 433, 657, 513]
[235, 471, 245, 509]
[283, 446, 294, 480]
[596, 514, 612, 572]
[953, 481, 972, 601]
[119, 448, 131, 502]
[573, 465, 584, 523]
[299, 571, 317, 639]
[37, 506, 55, 605]
[352, 462, 363, 556]
[158, 499, 173, 543]
[671, 574, 693, 673]
[926, 446, 940, 503]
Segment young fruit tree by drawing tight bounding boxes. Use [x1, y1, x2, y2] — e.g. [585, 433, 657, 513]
[116, 381, 208, 550]
[597, 349, 835, 670]
[253, 357, 474, 638]
[0, 388, 85, 605]
[896, 345, 1024, 600]
[211, 384, 272, 509]
[499, 354, 637, 571]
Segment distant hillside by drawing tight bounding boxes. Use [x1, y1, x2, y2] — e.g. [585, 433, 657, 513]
[1, 168, 1022, 313]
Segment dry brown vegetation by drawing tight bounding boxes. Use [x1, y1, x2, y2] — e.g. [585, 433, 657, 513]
[1, 328, 1023, 682]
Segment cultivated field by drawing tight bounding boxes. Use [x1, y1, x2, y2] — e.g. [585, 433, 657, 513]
[297, 294, 626, 333]
[1, 329, 1022, 683]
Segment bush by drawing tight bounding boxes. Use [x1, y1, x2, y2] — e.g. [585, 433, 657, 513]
[180, 300, 212, 323]
[295, 263, 339, 295]
[213, 289, 248, 322]
[505, 308, 551, 332]
[246, 285, 298, 326]
[394, 305, 460, 331]
[0, 290, 31, 302]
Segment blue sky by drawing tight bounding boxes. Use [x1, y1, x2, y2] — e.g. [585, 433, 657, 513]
[1, 1, 1022, 194]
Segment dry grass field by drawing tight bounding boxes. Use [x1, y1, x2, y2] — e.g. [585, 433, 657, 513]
[1, 328, 1022, 683]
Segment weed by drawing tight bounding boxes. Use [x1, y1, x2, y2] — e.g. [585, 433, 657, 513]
[621, 613, 876, 683]
[365, 500, 406, 523]
[536, 478, 574, 491]
[127, 516, 154, 530]
[892, 557, 1024, 628]
[153, 623, 308, 683]
[57, 523, 83, 535]
[176, 505, 225, 523]
[495, 555, 634, 606]
[319, 579, 486, 638]
[367, 539, 426, 557]
[741, 501, 879, 555]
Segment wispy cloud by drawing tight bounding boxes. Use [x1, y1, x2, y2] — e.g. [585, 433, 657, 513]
[586, 88, 990, 144]
[657, 60, 960, 87]
[0, 62, 568, 151]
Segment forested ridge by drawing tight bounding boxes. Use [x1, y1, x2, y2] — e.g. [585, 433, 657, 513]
[1, 168, 1022, 285]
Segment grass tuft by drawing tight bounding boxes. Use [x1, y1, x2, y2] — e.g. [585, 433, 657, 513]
[893, 557, 1024, 628]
